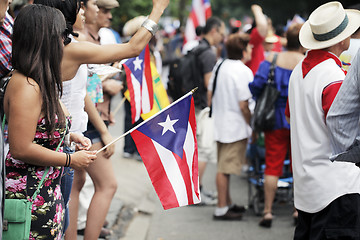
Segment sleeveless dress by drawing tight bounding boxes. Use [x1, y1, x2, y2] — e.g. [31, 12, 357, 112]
[5, 116, 70, 240]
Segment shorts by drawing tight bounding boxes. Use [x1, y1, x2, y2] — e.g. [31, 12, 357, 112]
[294, 193, 360, 240]
[217, 139, 247, 175]
[83, 120, 109, 144]
[195, 107, 216, 163]
[264, 128, 291, 176]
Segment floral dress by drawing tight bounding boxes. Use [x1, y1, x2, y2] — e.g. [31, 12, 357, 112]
[5, 116, 70, 240]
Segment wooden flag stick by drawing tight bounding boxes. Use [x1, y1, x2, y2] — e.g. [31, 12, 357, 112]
[112, 97, 126, 116]
[96, 88, 198, 155]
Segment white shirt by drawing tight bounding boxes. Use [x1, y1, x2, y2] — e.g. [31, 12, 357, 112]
[208, 59, 253, 143]
[288, 53, 360, 213]
[99, 28, 118, 45]
[60, 36, 88, 134]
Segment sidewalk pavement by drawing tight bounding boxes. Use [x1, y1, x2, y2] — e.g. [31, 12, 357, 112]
[75, 94, 157, 240]
[74, 93, 156, 240]
[106, 144, 156, 240]
[76, 147, 155, 240]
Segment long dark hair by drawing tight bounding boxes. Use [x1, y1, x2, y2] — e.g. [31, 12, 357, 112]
[12, 4, 66, 136]
[34, 0, 81, 45]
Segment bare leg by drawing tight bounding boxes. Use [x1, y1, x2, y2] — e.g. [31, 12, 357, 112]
[216, 172, 230, 208]
[83, 142, 118, 240]
[65, 169, 86, 240]
[263, 174, 279, 219]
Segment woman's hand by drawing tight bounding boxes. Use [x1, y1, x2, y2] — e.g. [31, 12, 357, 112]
[70, 150, 97, 170]
[70, 133, 92, 150]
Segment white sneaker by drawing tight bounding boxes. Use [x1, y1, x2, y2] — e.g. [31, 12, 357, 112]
[202, 189, 218, 199]
[122, 152, 133, 158]
[199, 192, 217, 206]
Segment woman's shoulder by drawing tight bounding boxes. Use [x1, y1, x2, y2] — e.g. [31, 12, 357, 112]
[5, 71, 42, 115]
[9, 71, 39, 91]
[276, 51, 304, 70]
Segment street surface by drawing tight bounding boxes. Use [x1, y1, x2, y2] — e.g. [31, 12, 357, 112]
[78, 94, 296, 240]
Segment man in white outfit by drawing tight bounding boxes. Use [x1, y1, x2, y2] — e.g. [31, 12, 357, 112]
[286, 2, 360, 239]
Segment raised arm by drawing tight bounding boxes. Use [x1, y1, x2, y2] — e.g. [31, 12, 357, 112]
[251, 4, 267, 38]
[62, 0, 169, 80]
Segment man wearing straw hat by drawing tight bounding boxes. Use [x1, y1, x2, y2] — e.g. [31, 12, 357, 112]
[285, 2, 360, 239]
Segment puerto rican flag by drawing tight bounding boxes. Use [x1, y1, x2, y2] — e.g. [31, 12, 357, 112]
[184, 0, 212, 43]
[130, 94, 200, 209]
[123, 45, 154, 123]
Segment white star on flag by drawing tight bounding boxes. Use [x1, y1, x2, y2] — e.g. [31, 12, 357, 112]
[133, 57, 143, 71]
[158, 115, 179, 135]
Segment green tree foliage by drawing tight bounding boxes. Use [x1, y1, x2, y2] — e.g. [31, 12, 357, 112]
[111, 0, 358, 36]
[111, 0, 152, 35]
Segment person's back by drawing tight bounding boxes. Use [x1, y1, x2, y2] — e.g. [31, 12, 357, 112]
[211, 58, 253, 142]
[249, 23, 304, 227]
[286, 2, 360, 238]
[288, 52, 360, 212]
[209, 33, 252, 220]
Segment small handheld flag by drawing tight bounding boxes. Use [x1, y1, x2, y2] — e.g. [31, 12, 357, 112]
[131, 92, 200, 209]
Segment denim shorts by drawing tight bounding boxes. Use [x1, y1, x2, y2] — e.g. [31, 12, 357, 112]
[84, 120, 109, 144]
[61, 146, 75, 233]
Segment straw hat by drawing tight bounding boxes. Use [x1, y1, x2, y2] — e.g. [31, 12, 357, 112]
[299, 1, 360, 50]
[265, 30, 278, 44]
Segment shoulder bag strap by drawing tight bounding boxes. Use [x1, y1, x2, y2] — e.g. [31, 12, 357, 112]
[209, 59, 226, 118]
[267, 53, 278, 84]
[31, 119, 68, 201]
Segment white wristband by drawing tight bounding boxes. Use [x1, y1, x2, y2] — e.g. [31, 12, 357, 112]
[141, 19, 159, 36]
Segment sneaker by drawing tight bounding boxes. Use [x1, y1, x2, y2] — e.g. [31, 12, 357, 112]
[99, 227, 113, 239]
[202, 189, 218, 199]
[122, 152, 133, 158]
[213, 209, 243, 221]
[198, 192, 217, 206]
[133, 153, 142, 162]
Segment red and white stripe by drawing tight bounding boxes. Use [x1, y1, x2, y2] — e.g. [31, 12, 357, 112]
[184, 0, 212, 44]
[124, 45, 154, 123]
[130, 100, 200, 210]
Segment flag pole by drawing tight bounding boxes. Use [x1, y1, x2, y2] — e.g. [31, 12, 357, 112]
[96, 88, 198, 155]
[112, 97, 126, 116]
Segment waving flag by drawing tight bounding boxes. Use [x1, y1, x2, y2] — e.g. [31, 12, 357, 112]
[124, 61, 170, 120]
[184, 0, 212, 43]
[130, 93, 200, 209]
[123, 45, 154, 123]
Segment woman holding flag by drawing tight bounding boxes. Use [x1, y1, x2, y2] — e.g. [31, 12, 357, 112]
[34, 0, 169, 238]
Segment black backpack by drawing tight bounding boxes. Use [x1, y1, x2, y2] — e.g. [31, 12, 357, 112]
[167, 44, 210, 101]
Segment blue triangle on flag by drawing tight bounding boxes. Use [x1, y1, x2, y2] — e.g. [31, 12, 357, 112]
[136, 96, 192, 158]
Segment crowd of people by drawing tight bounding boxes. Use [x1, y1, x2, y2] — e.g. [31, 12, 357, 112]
[0, 0, 359, 239]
